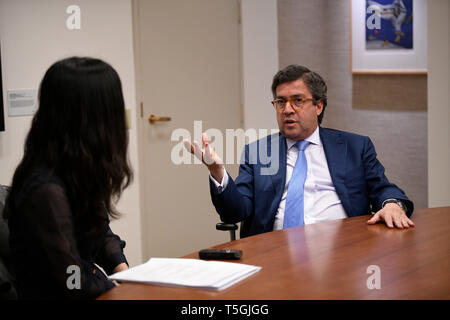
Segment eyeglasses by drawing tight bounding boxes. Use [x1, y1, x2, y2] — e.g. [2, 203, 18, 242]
[271, 96, 314, 111]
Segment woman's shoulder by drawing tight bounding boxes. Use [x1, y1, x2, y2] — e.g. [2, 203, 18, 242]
[13, 165, 67, 206]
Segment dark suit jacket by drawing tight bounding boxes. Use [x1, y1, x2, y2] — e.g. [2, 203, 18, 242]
[210, 127, 414, 237]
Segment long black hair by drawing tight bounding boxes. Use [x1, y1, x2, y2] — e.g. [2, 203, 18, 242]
[4, 57, 133, 234]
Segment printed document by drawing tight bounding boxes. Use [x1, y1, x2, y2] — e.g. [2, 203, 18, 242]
[109, 258, 262, 291]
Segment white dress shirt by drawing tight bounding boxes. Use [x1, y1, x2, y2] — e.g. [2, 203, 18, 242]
[210, 126, 347, 229]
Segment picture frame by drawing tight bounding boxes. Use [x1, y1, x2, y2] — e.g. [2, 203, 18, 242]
[350, 0, 427, 74]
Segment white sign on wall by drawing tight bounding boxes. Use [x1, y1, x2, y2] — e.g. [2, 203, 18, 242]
[7, 89, 37, 116]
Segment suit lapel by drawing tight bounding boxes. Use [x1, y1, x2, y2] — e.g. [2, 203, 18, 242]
[269, 134, 287, 199]
[320, 127, 347, 186]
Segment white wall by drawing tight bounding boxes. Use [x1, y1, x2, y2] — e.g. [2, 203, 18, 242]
[0, 0, 143, 266]
[241, 0, 279, 133]
[427, 0, 450, 207]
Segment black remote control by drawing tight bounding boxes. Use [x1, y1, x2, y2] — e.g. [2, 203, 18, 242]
[199, 249, 242, 260]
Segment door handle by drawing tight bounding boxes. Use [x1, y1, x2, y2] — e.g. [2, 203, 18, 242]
[148, 114, 171, 124]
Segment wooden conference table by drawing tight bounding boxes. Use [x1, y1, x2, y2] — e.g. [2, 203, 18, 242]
[99, 207, 450, 300]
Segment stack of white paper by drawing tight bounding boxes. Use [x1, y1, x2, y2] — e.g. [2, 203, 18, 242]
[109, 257, 262, 291]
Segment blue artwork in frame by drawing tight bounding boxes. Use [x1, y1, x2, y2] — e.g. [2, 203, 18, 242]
[366, 0, 413, 50]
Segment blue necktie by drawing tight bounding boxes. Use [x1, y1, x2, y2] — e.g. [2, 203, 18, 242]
[284, 140, 309, 229]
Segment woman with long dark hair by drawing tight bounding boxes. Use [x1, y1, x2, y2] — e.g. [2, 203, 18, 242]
[4, 57, 133, 299]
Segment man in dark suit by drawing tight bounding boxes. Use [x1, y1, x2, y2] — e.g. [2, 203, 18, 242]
[185, 65, 414, 237]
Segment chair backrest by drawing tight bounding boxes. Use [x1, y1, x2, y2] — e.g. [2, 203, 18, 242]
[0, 185, 17, 300]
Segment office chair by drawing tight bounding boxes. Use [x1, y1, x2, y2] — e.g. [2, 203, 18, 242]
[216, 218, 251, 241]
[0, 185, 17, 300]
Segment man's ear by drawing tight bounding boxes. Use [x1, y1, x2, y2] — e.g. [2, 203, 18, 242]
[315, 100, 324, 116]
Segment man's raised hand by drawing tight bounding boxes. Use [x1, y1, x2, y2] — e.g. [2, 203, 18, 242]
[183, 133, 224, 182]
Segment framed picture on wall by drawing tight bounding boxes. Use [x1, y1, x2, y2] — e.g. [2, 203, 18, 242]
[350, 0, 427, 74]
[0, 44, 4, 132]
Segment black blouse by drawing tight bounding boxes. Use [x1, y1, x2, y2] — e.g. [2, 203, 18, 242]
[8, 170, 128, 299]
